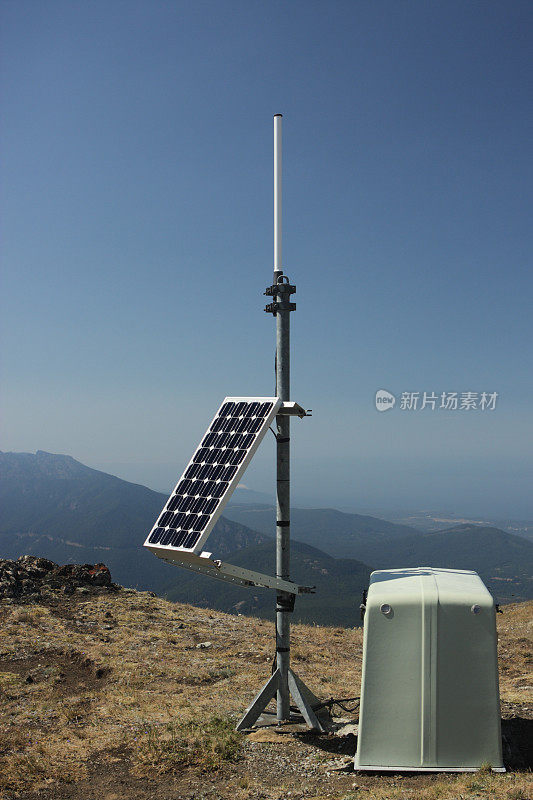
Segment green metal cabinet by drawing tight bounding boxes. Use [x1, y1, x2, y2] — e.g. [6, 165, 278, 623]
[354, 567, 504, 772]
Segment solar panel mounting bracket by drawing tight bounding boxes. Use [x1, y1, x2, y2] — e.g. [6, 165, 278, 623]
[278, 401, 311, 418]
[151, 546, 314, 595]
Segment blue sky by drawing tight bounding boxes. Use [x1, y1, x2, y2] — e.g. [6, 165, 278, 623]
[2, 0, 532, 517]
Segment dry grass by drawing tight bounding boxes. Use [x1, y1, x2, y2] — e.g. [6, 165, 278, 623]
[134, 715, 242, 774]
[497, 601, 533, 707]
[341, 771, 533, 800]
[0, 592, 531, 799]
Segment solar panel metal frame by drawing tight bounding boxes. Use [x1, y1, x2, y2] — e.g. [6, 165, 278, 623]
[143, 396, 281, 556]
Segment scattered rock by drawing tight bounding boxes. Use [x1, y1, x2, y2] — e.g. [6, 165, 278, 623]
[329, 756, 354, 772]
[336, 723, 358, 737]
[196, 641, 212, 649]
[0, 556, 121, 603]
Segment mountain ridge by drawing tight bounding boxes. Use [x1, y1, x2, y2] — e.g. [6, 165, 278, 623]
[0, 451, 374, 623]
[1, 450, 532, 616]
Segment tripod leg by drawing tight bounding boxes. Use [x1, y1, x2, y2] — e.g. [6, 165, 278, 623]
[236, 670, 280, 731]
[288, 670, 325, 732]
[289, 669, 322, 708]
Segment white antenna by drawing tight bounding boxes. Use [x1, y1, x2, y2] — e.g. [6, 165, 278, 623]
[274, 113, 282, 275]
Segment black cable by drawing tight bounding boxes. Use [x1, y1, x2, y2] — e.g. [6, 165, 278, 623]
[288, 696, 360, 716]
[333, 697, 360, 714]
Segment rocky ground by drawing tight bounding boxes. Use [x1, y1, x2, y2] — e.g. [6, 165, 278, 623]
[0, 559, 531, 800]
[0, 556, 121, 602]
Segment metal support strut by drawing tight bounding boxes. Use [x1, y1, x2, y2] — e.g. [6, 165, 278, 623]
[237, 114, 324, 733]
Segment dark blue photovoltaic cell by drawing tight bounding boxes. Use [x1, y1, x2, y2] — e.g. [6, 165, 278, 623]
[147, 400, 275, 550]
[211, 481, 228, 498]
[149, 527, 165, 543]
[230, 449, 247, 466]
[160, 528, 174, 546]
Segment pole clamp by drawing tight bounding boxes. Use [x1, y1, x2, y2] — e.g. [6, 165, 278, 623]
[264, 280, 296, 315]
[265, 300, 296, 315]
[264, 283, 296, 296]
[276, 594, 296, 612]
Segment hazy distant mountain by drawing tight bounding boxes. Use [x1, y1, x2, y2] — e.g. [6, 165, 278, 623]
[1, 451, 531, 617]
[222, 504, 422, 558]
[228, 486, 273, 505]
[365, 524, 533, 603]
[369, 508, 533, 542]
[221, 506, 533, 603]
[0, 450, 164, 550]
[0, 450, 269, 590]
[0, 451, 372, 624]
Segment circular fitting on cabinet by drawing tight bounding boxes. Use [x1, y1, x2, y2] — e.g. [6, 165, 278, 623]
[471, 604, 481, 614]
[380, 603, 392, 616]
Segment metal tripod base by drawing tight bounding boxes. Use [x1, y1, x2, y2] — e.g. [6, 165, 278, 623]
[236, 668, 326, 732]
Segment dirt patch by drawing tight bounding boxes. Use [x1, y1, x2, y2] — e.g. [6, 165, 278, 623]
[0, 648, 110, 694]
[10, 725, 533, 800]
[5, 711, 533, 800]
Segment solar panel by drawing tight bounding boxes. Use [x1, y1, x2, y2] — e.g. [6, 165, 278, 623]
[144, 397, 281, 555]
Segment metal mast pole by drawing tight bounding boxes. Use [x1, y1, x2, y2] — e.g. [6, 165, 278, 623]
[273, 113, 291, 721]
[236, 115, 323, 734]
